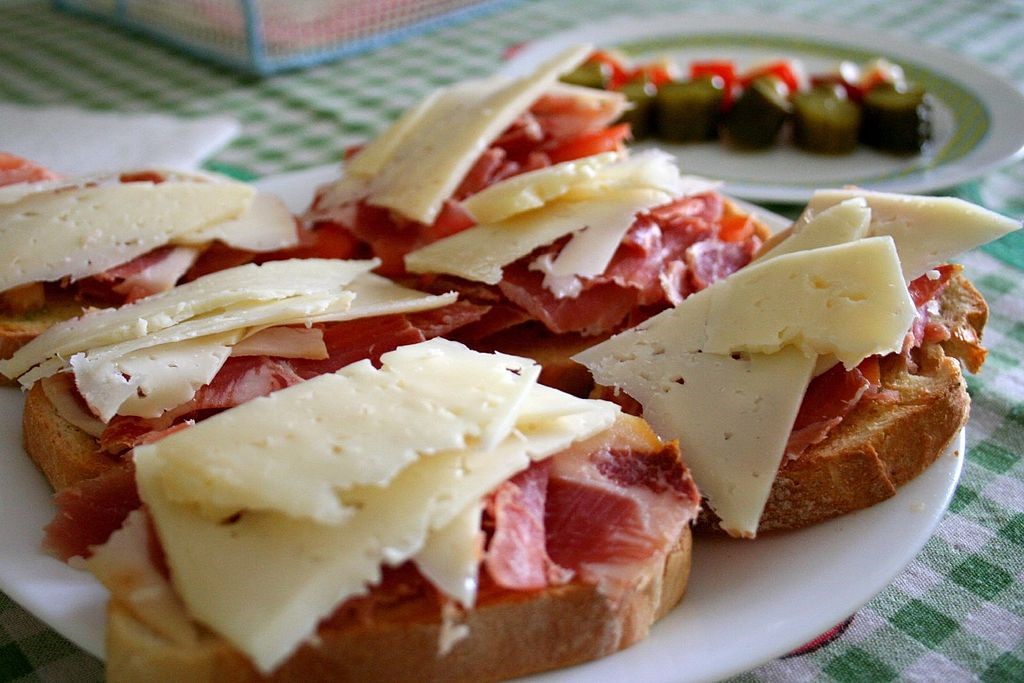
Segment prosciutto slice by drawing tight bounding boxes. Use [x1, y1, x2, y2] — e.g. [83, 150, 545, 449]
[484, 416, 699, 598]
[483, 464, 572, 591]
[43, 463, 140, 561]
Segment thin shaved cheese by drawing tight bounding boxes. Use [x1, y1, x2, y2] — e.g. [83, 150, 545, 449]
[405, 189, 667, 288]
[304, 272, 457, 324]
[798, 189, 1021, 279]
[701, 237, 915, 367]
[413, 502, 483, 608]
[182, 192, 298, 252]
[0, 170, 300, 295]
[532, 187, 672, 298]
[151, 339, 541, 524]
[313, 45, 591, 225]
[71, 332, 241, 422]
[575, 235, 914, 536]
[230, 327, 327, 360]
[0, 259, 375, 381]
[0, 181, 252, 292]
[462, 152, 621, 223]
[754, 198, 871, 263]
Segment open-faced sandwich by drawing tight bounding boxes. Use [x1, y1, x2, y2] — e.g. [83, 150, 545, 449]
[0, 161, 306, 363]
[305, 46, 770, 395]
[1, 260, 700, 681]
[576, 188, 1019, 537]
[0, 258, 481, 493]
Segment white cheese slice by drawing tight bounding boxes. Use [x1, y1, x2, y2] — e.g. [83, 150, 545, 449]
[65, 274, 455, 421]
[800, 189, 1021, 279]
[151, 339, 541, 524]
[345, 89, 444, 179]
[229, 327, 327, 360]
[462, 151, 621, 223]
[181, 191, 298, 252]
[0, 180, 253, 292]
[133, 339, 618, 673]
[580, 339, 814, 538]
[356, 45, 591, 225]
[414, 501, 483, 608]
[304, 272, 457, 324]
[574, 236, 914, 535]
[701, 237, 915, 367]
[755, 198, 871, 262]
[532, 187, 672, 297]
[71, 331, 240, 422]
[1, 259, 374, 382]
[405, 188, 667, 288]
[137, 435, 528, 674]
[559, 149, 691, 202]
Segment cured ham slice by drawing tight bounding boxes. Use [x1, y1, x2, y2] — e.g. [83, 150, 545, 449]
[43, 463, 140, 561]
[94, 245, 202, 302]
[483, 464, 572, 591]
[546, 432, 699, 590]
[483, 415, 699, 599]
[0, 152, 58, 185]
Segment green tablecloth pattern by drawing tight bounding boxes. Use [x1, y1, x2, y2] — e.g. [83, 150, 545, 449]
[1, 0, 1022, 680]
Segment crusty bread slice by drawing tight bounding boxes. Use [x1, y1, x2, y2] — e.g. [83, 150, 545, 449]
[731, 342, 969, 532]
[104, 529, 691, 683]
[0, 291, 87, 385]
[22, 381, 118, 491]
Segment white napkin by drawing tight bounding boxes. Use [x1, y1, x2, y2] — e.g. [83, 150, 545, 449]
[0, 104, 239, 175]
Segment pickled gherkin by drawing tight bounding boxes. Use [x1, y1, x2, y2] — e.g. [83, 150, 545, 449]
[618, 80, 657, 139]
[723, 77, 792, 149]
[860, 83, 931, 153]
[654, 77, 725, 142]
[559, 62, 608, 90]
[792, 85, 861, 154]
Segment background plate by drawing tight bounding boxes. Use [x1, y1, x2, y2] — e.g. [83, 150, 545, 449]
[0, 166, 966, 681]
[502, 14, 1024, 203]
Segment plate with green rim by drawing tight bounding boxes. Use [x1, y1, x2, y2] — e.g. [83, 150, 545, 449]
[502, 13, 1024, 203]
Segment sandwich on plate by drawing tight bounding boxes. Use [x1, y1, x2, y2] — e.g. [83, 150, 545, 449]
[0, 258, 480, 493]
[305, 46, 770, 394]
[0, 160, 303, 363]
[576, 189, 1019, 537]
[2, 259, 700, 681]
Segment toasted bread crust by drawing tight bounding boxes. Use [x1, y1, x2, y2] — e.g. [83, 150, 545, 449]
[22, 381, 118, 491]
[0, 292, 87, 385]
[105, 530, 691, 683]
[748, 343, 969, 532]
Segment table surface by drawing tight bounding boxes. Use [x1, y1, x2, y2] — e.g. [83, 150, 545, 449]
[1, 0, 1023, 681]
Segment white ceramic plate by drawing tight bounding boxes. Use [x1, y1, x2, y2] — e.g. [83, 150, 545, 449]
[502, 13, 1024, 203]
[0, 167, 965, 681]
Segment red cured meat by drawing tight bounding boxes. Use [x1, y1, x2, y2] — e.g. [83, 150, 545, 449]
[43, 463, 140, 561]
[484, 464, 571, 590]
[0, 152, 59, 185]
[404, 302, 489, 340]
[289, 316, 425, 378]
[546, 444, 699, 573]
[786, 363, 872, 459]
[685, 238, 753, 291]
[499, 262, 641, 335]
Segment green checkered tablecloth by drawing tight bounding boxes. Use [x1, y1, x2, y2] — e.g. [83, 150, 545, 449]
[1, 0, 1022, 680]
